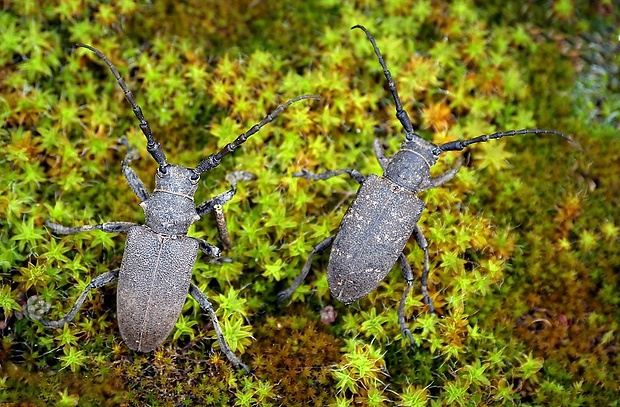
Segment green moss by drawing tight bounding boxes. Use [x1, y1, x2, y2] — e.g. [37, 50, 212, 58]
[1, 0, 619, 404]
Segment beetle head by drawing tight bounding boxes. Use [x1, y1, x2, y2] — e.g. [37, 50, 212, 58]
[384, 138, 440, 192]
[154, 165, 200, 198]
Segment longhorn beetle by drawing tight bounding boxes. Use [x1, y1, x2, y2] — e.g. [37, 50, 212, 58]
[278, 25, 570, 344]
[32, 43, 318, 371]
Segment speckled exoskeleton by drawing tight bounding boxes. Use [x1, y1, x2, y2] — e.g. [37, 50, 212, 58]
[32, 43, 318, 372]
[277, 26, 570, 343]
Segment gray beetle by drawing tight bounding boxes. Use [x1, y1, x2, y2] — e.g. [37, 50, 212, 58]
[277, 25, 570, 343]
[32, 43, 318, 371]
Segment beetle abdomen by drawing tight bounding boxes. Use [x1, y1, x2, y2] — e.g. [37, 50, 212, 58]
[327, 175, 423, 304]
[117, 226, 198, 352]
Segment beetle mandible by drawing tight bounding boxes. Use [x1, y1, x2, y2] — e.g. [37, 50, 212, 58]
[277, 26, 570, 343]
[31, 44, 318, 371]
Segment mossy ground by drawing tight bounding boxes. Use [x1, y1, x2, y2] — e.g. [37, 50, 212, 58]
[1, 0, 619, 405]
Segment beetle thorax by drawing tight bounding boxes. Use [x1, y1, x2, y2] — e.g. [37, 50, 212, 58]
[384, 141, 439, 192]
[139, 165, 201, 235]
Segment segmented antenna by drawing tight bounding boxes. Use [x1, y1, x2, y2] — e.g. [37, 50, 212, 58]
[193, 94, 320, 176]
[77, 44, 169, 172]
[352, 25, 420, 142]
[437, 129, 572, 152]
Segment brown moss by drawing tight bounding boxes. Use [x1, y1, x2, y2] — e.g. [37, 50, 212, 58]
[246, 312, 342, 406]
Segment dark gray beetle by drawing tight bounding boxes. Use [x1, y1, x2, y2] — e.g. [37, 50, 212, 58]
[278, 25, 570, 343]
[32, 44, 318, 371]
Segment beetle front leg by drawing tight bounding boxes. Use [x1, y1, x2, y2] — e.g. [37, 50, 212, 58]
[196, 171, 256, 215]
[188, 283, 250, 373]
[422, 152, 468, 191]
[46, 220, 138, 235]
[119, 137, 149, 202]
[277, 235, 335, 302]
[27, 270, 119, 328]
[373, 138, 390, 170]
[412, 224, 434, 313]
[196, 171, 256, 250]
[294, 168, 365, 185]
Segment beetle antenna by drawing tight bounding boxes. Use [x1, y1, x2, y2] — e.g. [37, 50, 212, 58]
[193, 94, 319, 176]
[76, 43, 169, 172]
[437, 129, 572, 152]
[352, 25, 421, 142]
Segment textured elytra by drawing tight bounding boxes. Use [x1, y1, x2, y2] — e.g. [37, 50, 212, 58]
[118, 226, 198, 352]
[327, 175, 424, 303]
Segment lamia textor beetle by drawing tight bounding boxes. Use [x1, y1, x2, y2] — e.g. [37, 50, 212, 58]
[28, 43, 318, 372]
[278, 26, 570, 344]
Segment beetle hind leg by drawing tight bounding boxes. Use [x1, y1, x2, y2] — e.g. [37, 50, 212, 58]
[188, 284, 250, 373]
[28, 269, 119, 328]
[397, 254, 415, 345]
[277, 235, 335, 302]
[412, 225, 435, 313]
[396, 225, 436, 345]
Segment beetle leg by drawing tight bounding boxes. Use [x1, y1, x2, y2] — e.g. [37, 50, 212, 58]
[196, 171, 256, 250]
[33, 269, 119, 328]
[373, 138, 390, 170]
[421, 152, 468, 191]
[396, 253, 415, 345]
[277, 235, 335, 302]
[196, 171, 256, 215]
[188, 283, 250, 373]
[412, 224, 434, 313]
[194, 238, 222, 259]
[119, 136, 149, 202]
[195, 234, 232, 266]
[196, 187, 235, 215]
[294, 168, 365, 185]
[212, 205, 232, 251]
[46, 220, 138, 235]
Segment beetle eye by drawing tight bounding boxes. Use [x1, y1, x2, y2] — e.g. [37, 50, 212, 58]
[157, 165, 168, 178]
[190, 171, 200, 183]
